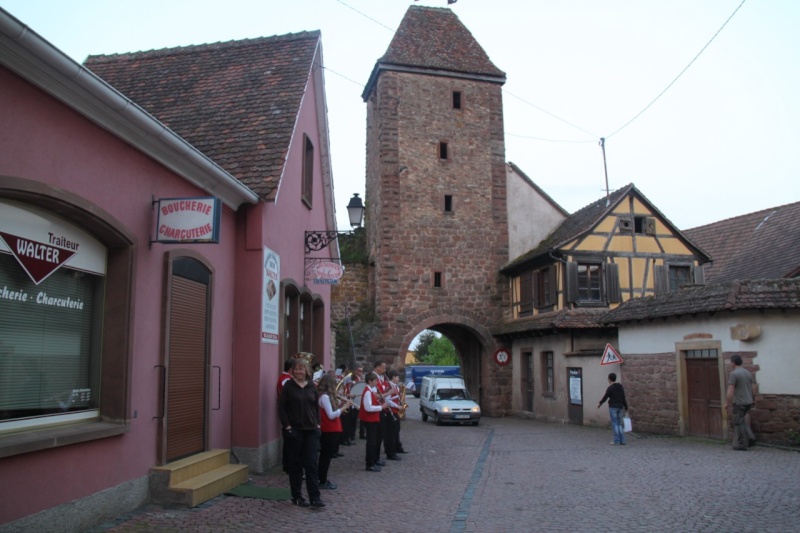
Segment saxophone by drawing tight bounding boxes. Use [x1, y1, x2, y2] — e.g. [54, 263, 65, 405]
[398, 384, 409, 420]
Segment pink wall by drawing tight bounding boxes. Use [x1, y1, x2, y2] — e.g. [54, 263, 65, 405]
[232, 65, 335, 450]
[0, 67, 239, 522]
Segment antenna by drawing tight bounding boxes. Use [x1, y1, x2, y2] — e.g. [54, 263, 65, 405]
[599, 137, 610, 207]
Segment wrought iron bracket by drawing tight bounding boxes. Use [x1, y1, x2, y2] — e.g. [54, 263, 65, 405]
[305, 230, 351, 254]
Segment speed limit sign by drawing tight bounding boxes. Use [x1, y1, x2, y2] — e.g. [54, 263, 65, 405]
[493, 348, 511, 366]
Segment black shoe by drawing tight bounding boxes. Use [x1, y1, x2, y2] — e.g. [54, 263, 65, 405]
[292, 497, 309, 507]
[365, 465, 381, 472]
[375, 460, 386, 466]
[397, 450, 409, 454]
[334, 452, 345, 457]
[310, 499, 326, 508]
[733, 446, 748, 451]
[387, 455, 402, 460]
[319, 481, 337, 490]
[748, 439, 757, 447]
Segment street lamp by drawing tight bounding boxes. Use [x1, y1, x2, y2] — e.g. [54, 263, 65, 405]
[305, 193, 365, 253]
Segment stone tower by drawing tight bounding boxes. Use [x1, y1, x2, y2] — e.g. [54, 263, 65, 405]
[361, 6, 511, 414]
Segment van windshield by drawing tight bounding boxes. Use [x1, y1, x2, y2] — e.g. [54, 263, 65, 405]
[436, 388, 471, 401]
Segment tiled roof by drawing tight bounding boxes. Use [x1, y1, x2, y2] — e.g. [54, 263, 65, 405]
[493, 308, 610, 337]
[502, 183, 710, 273]
[363, 6, 505, 99]
[601, 278, 800, 324]
[85, 32, 321, 200]
[683, 201, 800, 283]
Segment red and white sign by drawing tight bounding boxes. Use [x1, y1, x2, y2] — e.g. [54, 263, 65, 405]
[1, 199, 106, 283]
[311, 261, 344, 285]
[493, 348, 511, 366]
[600, 343, 624, 365]
[0, 231, 76, 285]
[155, 197, 220, 243]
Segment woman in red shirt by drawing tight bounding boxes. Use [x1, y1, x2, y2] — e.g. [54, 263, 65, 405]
[317, 373, 352, 490]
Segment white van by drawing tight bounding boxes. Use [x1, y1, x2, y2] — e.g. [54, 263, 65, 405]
[419, 375, 481, 426]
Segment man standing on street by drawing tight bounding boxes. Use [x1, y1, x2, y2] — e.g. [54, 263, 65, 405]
[598, 372, 628, 445]
[727, 354, 756, 451]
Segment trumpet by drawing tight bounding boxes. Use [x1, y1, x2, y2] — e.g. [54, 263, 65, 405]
[336, 393, 358, 410]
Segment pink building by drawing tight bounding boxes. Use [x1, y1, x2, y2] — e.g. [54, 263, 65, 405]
[1, 8, 340, 529]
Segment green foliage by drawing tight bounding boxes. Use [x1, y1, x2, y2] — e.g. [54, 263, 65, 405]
[423, 336, 459, 366]
[338, 228, 368, 264]
[413, 330, 438, 361]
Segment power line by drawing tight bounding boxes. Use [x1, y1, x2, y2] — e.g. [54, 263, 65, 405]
[605, 0, 747, 139]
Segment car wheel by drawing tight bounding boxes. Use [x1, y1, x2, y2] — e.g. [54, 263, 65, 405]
[435, 412, 444, 426]
[472, 420, 480, 426]
[421, 410, 428, 422]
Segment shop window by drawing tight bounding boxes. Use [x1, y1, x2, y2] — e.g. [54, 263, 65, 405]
[0, 189, 133, 457]
[300, 295, 313, 353]
[283, 286, 300, 359]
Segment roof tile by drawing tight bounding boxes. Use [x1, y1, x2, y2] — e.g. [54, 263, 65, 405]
[85, 32, 321, 200]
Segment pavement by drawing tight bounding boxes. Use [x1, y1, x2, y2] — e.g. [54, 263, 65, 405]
[89, 398, 800, 533]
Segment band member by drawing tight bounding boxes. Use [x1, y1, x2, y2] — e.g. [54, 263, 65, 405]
[358, 371, 388, 471]
[317, 373, 352, 490]
[277, 358, 295, 474]
[278, 358, 324, 508]
[373, 361, 391, 462]
[336, 365, 356, 446]
[384, 369, 402, 460]
[351, 366, 366, 440]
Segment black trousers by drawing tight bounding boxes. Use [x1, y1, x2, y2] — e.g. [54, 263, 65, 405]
[318, 431, 340, 484]
[383, 411, 399, 457]
[285, 427, 321, 501]
[363, 420, 379, 467]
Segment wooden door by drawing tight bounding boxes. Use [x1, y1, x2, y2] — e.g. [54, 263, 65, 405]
[166, 259, 210, 462]
[686, 359, 723, 439]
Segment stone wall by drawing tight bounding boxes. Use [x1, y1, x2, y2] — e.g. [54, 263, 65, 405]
[623, 353, 680, 435]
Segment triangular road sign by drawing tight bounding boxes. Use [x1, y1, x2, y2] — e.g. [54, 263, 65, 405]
[600, 343, 624, 365]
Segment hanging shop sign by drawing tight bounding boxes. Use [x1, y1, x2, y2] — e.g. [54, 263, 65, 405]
[0, 199, 106, 285]
[261, 247, 280, 344]
[309, 260, 344, 284]
[154, 197, 221, 244]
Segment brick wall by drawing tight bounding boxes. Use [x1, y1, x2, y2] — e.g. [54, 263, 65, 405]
[623, 353, 680, 435]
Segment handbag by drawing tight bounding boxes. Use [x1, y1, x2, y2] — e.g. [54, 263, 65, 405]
[623, 416, 632, 433]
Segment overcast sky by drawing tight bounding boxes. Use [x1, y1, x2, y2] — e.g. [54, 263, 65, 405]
[4, 0, 799, 231]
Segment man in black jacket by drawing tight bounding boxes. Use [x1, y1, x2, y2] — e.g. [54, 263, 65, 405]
[598, 373, 628, 445]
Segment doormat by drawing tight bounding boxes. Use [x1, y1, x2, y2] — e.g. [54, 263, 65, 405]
[226, 484, 291, 500]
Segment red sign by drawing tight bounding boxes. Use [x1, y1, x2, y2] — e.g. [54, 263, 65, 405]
[600, 343, 624, 365]
[493, 348, 511, 366]
[0, 231, 76, 285]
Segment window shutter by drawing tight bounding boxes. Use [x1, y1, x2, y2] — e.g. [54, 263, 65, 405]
[605, 262, 621, 303]
[693, 265, 705, 285]
[654, 264, 668, 295]
[566, 261, 578, 303]
[548, 266, 558, 306]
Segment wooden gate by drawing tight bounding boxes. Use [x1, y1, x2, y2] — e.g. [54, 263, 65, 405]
[165, 258, 210, 462]
[686, 359, 723, 439]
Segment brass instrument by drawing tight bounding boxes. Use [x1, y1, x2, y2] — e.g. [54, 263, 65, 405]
[398, 384, 409, 420]
[335, 372, 352, 392]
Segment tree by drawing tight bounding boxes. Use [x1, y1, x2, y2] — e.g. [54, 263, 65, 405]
[425, 336, 459, 366]
[413, 330, 438, 361]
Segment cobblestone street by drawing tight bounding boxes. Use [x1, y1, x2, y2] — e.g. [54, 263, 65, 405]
[89, 399, 800, 533]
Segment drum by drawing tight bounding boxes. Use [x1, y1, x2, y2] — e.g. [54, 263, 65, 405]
[350, 382, 367, 409]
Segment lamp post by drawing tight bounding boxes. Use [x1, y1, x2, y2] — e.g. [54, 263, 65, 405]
[304, 193, 365, 253]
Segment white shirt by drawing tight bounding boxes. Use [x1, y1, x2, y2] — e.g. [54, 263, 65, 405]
[362, 385, 383, 413]
[318, 393, 342, 420]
